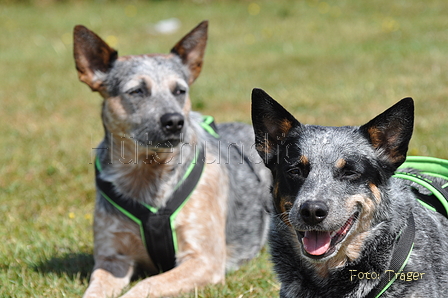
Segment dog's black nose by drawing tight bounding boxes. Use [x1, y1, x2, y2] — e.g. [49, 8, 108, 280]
[160, 113, 184, 134]
[299, 201, 329, 225]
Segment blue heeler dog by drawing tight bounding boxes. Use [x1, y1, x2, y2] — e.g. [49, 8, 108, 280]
[73, 22, 271, 298]
[251, 88, 448, 298]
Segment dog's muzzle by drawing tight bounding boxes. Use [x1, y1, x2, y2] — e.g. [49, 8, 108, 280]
[296, 211, 359, 259]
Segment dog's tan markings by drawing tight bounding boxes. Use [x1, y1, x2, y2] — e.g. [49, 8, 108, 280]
[278, 118, 293, 136]
[387, 145, 406, 165]
[106, 97, 128, 119]
[273, 182, 293, 226]
[273, 182, 284, 216]
[300, 155, 309, 166]
[283, 201, 293, 213]
[367, 127, 381, 147]
[345, 194, 376, 240]
[102, 96, 131, 135]
[369, 183, 381, 204]
[258, 118, 294, 156]
[345, 231, 370, 261]
[314, 193, 378, 275]
[340, 195, 376, 261]
[272, 181, 280, 198]
[366, 127, 405, 165]
[262, 117, 292, 142]
[278, 199, 293, 227]
[183, 96, 192, 115]
[335, 158, 346, 169]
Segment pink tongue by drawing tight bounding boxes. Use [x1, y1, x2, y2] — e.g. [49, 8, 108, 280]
[302, 231, 331, 256]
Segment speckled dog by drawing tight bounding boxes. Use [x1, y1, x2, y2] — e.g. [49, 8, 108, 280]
[251, 88, 448, 298]
[73, 22, 271, 298]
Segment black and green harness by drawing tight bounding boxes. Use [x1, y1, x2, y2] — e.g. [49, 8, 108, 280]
[366, 156, 448, 298]
[94, 116, 219, 273]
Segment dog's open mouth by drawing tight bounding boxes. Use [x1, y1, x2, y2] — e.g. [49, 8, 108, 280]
[296, 211, 359, 259]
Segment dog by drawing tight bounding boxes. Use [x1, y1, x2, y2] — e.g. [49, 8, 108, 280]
[251, 88, 448, 297]
[73, 21, 271, 298]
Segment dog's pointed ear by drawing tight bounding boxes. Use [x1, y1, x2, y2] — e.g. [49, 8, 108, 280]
[360, 98, 414, 169]
[73, 25, 118, 92]
[170, 21, 208, 85]
[251, 88, 301, 167]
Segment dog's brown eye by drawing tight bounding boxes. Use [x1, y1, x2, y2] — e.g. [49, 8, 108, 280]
[128, 88, 144, 96]
[287, 162, 310, 178]
[288, 168, 304, 178]
[340, 168, 361, 180]
[173, 88, 186, 96]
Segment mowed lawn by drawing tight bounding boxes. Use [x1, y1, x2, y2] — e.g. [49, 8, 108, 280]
[1, 0, 448, 297]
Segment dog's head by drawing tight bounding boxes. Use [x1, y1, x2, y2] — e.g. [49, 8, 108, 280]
[73, 21, 208, 148]
[251, 88, 414, 266]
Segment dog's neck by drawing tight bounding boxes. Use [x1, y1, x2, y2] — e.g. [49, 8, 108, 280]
[97, 131, 199, 208]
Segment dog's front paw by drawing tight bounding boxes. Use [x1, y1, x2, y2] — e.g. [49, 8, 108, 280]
[119, 281, 151, 298]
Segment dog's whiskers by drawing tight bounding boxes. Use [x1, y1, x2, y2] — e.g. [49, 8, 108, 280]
[273, 211, 292, 231]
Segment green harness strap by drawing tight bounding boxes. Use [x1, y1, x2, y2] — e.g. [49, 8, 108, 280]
[395, 156, 448, 216]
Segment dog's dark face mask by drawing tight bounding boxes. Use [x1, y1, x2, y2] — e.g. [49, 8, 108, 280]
[251, 88, 414, 262]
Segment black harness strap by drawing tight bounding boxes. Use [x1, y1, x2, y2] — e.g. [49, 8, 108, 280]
[413, 191, 448, 218]
[395, 170, 448, 217]
[95, 146, 205, 273]
[365, 214, 415, 298]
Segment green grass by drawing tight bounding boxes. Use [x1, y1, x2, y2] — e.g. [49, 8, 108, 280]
[1, 0, 448, 297]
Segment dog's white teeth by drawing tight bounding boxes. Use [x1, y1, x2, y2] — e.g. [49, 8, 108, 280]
[330, 231, 337, 238]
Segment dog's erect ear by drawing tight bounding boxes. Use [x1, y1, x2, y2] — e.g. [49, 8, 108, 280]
[73, 25, 118, 92]
[170, 21, 208, 85]
[360, 98, 414, 169]
[251, 88, 301, 166]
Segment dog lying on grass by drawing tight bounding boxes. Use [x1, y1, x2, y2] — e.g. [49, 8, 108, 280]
[73, 22, 271, 298]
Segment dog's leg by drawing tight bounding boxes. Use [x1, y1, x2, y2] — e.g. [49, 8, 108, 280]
[120, 258, 223, 298]
[84, 201, 147, 298]
[120, 163, 228, 298]
[83, 262, 133, 298]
